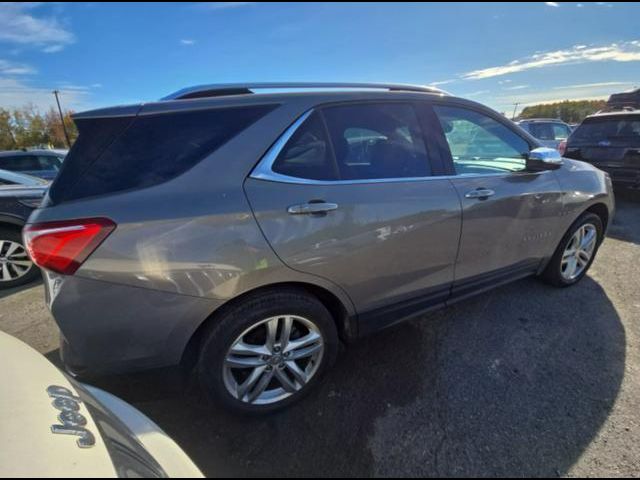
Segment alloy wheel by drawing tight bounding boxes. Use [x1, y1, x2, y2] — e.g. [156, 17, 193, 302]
[223, 315, 325, 405]
[561, 223, 597, 281]
[0, 240, 33, 283]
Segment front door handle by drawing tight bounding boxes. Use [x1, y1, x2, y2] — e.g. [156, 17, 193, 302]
[464, 188, 495, 200]
[287, 202, 339, 215]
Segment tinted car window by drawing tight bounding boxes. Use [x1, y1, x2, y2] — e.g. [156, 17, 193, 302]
[0, 156, 39, 172]
[50, 105, 276, 203]
[571, 115, 640, 147]
[434, 106, 529, 175]
[322, 103, 430, 180]
[272, 111, 337, 181]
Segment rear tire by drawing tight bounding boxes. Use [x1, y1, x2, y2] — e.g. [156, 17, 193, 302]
[197, 288, 339, 414]
[540, 212, 603, 288]
[0, 226, 40, 289]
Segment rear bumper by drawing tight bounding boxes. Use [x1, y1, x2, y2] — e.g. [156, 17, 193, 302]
[44, 271, 221, 376]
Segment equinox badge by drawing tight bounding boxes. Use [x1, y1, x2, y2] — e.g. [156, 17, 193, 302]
[47, 385, 95, 448]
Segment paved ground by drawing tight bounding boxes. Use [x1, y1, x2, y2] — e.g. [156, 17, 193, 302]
[2, 193, 639, 477]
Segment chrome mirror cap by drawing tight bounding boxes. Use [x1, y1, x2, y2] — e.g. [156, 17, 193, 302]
[528, 147, 564, 165]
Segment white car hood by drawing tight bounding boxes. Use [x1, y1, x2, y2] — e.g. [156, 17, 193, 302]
[0, 331, 117, 477]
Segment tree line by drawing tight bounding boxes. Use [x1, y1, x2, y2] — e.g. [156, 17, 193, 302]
[518, 99, 607, 124]
[0, 105, 78, 151]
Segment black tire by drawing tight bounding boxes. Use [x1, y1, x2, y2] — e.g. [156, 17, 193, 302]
[540, 212, 604, 288]
[197, 288, 339, 414]
[0, 226, 40, 290]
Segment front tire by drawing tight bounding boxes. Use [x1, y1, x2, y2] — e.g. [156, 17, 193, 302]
[541, 212, 603, 287]
[197, 288, 339, 414]
[0, 226, 40, 289]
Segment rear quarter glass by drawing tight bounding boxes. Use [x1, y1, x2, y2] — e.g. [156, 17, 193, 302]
[49, 105, 277, 204]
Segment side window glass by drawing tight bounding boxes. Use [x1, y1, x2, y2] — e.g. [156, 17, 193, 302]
[552, 124, 570, 141]
[37, 156, 61, 171]
[272, 111, 337, 181]
[434, 105, 529, 175]
[322, 103, 430, 180]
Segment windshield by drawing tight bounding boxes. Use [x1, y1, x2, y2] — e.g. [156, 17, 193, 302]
[571, 115, 640, 146]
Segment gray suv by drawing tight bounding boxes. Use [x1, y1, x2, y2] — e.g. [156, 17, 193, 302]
[24, 83, 614, 413]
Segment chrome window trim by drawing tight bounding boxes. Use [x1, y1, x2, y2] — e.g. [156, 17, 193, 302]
[249, 109, 542, 186]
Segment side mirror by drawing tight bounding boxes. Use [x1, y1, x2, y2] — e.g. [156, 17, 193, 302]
[527, 147, 563, 171]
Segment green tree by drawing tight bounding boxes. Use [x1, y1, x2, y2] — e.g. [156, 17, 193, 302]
[0, 105, 77, 150]
[519, 100, 607, 124]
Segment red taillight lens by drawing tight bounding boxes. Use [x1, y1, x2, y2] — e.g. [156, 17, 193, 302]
[558, 140, 567, 156]
[23, 218, 116, 275]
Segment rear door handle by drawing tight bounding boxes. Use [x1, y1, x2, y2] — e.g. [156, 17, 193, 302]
[287, 202, 339, 215]
[464, 188, 495, 199]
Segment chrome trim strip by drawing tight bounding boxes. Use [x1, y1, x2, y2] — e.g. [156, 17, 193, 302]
[249, 109, 546, 186]
[250, 109, 315, 182]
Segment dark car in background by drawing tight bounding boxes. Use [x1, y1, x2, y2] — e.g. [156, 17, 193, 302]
[0, 169, 48, 288]
[517, 119, 573, 151]
[0, 149, 66, 181]
[564, 110, 640, 189]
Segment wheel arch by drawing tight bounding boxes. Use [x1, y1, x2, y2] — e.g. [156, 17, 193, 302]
[180, 281, 357, 370]
[585, 202, 610, 235]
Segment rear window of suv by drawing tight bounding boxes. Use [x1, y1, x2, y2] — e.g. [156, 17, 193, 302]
[49, 105, 277, 203]
[571, 115, 640, 146]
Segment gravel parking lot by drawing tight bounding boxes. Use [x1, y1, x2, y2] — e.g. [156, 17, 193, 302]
[1, 194, 639, 478]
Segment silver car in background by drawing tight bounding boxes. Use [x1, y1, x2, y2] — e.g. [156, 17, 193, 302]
[24, 83, 614, 413]
[517, 118, 573, 151]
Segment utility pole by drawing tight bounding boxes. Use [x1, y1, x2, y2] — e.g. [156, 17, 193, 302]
[52, 90, 72, 148]
[512, 102, 520, 121]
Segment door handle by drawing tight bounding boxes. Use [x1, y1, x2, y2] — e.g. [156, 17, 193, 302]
[287, 202, 339, 215]
[464, 188, 495, 200]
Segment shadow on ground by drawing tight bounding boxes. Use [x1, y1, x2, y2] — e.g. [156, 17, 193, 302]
[608, 191, 640, 246]
[0, 277, 41, 301]
[88, 273, 625, 477]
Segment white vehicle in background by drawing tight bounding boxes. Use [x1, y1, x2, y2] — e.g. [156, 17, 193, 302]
[0, 331, 203, 478]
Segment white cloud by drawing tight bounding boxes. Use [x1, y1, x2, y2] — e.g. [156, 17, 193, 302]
[464, 90, 491, 98]
[180, 39, 196, 46]
[0, 59, 36, 76]
[0, 77, 91, 111]
[552, 81, 636, 90]
[429, 79, 456, 86]
[504, 84, 530, 90]
[0, 3, 75, 53]
[463, 41, 640, 79]
[545, 2, 560, 7]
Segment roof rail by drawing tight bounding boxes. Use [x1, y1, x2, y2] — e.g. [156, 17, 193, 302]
[162, 82, 449, 101]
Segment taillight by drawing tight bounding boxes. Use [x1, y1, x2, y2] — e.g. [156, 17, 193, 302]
[23, 218, 116, 275]
[558, 140, 567, 156]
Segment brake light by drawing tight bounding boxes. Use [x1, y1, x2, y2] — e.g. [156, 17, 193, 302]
[558, 140, 567, 156]
[23, 218, 116, 275]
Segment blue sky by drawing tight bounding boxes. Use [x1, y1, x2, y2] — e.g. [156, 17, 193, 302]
[1, 2, 639, 116]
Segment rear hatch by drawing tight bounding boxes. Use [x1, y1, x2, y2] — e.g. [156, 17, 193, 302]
[565, 114, 640, 177]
